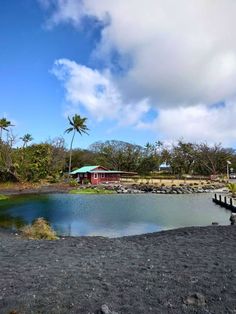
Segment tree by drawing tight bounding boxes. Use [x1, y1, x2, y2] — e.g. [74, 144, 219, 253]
[13, 143, 54, 181]
[0, 118, 14, 141]
[65, 114, 89, 173]
[138, 142, 162, 174]
[20, 133, 33, 148]
[195, 143, 232, 175]
[46, 137, 67, 177]
[169, 141, 196, 175]
[90, 140, 143, 171]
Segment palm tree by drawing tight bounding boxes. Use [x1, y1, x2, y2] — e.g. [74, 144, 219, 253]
[0, 118, 14, 140]
[20, 133, 33, 148]
[65, 114, 89, 174]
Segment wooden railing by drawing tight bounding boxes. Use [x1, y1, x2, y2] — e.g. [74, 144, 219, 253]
[212, 194, 236, 212]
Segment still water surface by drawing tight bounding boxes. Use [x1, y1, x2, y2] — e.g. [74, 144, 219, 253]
[0, 193, 230, 237]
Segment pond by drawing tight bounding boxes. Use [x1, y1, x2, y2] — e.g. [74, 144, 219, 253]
[0, 193, 230, 237]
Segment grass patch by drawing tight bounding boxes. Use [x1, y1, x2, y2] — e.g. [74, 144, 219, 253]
[69, 188, 116, 195]
[21, 218, 58, 240]
[0, 194, 9, 201]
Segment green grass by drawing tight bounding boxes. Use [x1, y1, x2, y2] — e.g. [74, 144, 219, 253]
[0, 194, 9, 201]
[69, 188, 116, 195]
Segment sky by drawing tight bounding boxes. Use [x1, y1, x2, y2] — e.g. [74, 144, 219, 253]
[1, 0, 236, 149]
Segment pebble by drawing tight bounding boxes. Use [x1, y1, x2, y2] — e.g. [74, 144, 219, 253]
[184, 293, 206, 306]
[97, 304, 118, 314]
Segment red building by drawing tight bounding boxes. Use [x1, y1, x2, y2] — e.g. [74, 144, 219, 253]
[70, 165, 123, 185]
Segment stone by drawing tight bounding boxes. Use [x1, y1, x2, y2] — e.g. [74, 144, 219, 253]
[184, 293, 206, 306]
[230, 214, 236, 225]
[97, 304, 118, 314]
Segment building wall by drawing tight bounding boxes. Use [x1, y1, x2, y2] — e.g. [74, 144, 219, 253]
[91, 173, 120, 185]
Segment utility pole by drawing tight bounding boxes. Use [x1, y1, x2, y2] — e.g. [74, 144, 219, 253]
[227, 160, 232, 180]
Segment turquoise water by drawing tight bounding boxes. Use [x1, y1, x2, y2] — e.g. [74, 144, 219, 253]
[0, 193, 230, 237]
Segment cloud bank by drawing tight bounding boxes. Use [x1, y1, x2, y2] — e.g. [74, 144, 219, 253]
[42, 0, 236, 145]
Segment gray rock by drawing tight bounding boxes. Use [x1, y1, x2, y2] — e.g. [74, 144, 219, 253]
[184, 292, 206, 306]
[230, 214, 236, 225]
[97, 304, 118, 314]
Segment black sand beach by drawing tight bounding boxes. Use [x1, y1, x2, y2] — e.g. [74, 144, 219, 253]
[0, 225, 236, 314]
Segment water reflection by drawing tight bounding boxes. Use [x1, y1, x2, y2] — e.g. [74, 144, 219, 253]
[0, 193, 230, 237]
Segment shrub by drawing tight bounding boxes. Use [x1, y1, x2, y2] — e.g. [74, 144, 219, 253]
[227, 183, 236, 197]
[0, 194, 9, 201]
[21, 218, 58, 240]
[83, 178, 90, 185]
[69, 179, 78, 187]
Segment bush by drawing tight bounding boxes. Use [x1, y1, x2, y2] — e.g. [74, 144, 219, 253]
[227, 183, 236, 197]
[21, 218, 58, 240]
[0, 194, 9, 201]
[82, 178, 90, 185]
[69, 179, 78, 187]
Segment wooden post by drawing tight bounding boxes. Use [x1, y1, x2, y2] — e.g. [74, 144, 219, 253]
[214, 193, 217, 201]
[230, 198, 233, 207]
[224, 196, 227, 205]
[219, 195, 222, 202]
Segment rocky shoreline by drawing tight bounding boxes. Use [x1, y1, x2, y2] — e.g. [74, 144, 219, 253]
[0, 182, 227, 196]
[0, 225, 236, 313]
[102, 182, 227, 195]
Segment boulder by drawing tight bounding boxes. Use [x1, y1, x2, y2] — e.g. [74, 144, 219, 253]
[230, 214, 236, 225]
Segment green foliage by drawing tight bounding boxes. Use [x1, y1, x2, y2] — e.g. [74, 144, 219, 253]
[69, 179, 78, 187]
[0, 115, 235, 184]
[65, 114, 89, 174]
[69, 188, 115, 194]
[21, 218, 58, 240]
[82, 178, 90, 185]
[14, 144, 53, 181]
[0, 194, 9, 200]
[194, 143, 232, 175]
[0, 117, 14, 140]
[90, 140, 143, 171]
[10, 141, 66, 182]
[20, 133, 33, 148]
[227, 183, 236, 197]
[169, 141, 196, 175]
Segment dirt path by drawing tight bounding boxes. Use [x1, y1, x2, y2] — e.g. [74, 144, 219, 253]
[0, 226, 236, 314]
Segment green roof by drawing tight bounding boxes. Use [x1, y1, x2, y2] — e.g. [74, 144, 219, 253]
[70, 166, 98, 174]
[90, 170, 123, 173]
[70, 166, 124, 175]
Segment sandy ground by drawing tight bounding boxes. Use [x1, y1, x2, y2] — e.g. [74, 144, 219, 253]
[0, 226, 236, 314]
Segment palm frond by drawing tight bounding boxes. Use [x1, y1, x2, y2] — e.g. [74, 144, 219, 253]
[65, 127, 74, 134]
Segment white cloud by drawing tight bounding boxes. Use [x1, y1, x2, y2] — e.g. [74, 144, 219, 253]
[44, 0, 236, 105]
[52, 58, 150, 126]
[138, 103, 236, 146]
[43, 0, 236, 144]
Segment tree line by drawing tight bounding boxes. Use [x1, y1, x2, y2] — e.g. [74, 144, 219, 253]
[0, 116, 235, 182]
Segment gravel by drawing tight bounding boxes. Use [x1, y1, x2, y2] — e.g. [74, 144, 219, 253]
[0, 226, 236, 314]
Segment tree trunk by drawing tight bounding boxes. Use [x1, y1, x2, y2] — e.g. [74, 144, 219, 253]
[68, 129, 76, 174]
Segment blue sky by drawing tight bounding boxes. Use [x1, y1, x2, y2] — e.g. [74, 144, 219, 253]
[1, 0, 236, 148]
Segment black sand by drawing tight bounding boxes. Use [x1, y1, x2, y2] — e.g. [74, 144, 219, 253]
[0, 226, 236, 314]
